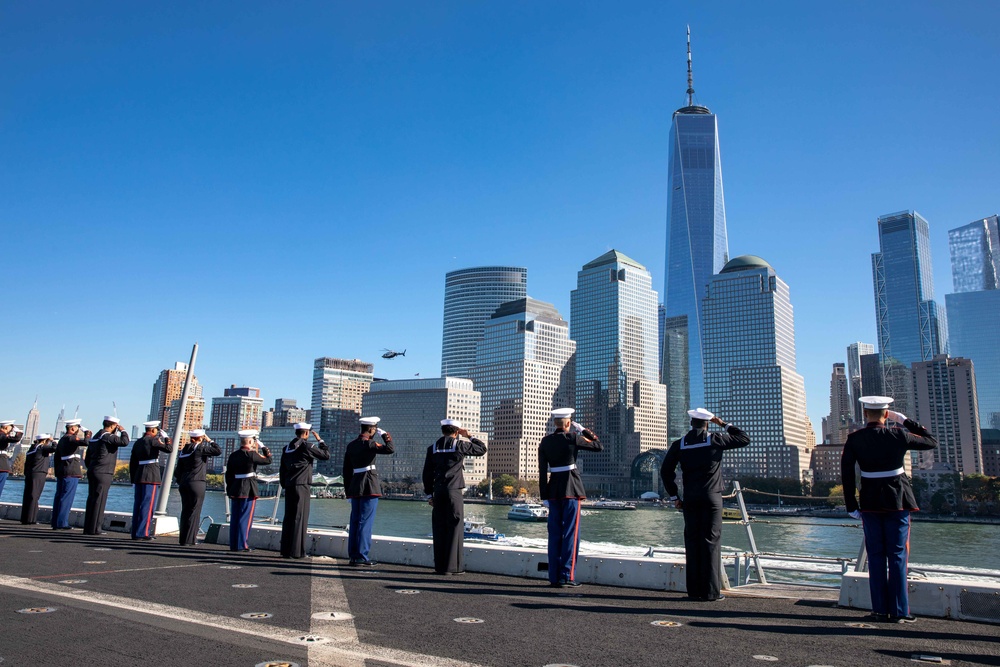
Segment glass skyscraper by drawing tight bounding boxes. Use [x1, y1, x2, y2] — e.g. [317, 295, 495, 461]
[948, 215, 999, 293]
[702, 256, 811, 480]
[661, 55, 729, 439]
[471, 298, 575, 480]
[946, 283, 1000, 431]
[872, 211, 947, 408]
[846, 341, 875, 425]
[572, 250, 666, 496]
[441, 266, 528, 380]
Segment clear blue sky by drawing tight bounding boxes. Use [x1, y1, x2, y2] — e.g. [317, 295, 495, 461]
[2, 1, 998, 436]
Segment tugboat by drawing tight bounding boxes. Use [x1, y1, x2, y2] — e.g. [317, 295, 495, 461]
[507, 503, 549, 522]
[464, 517, 505, 541]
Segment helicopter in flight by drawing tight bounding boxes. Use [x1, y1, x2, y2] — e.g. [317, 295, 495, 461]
[381, 348, 406, 359]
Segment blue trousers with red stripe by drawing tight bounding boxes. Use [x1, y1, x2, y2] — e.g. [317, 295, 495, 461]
[862, 510, 911, 617]
[547, 498, 581, 584]
[131, 483, 158, 538]
[230, 497, 257, 551]
[348, 497, 379, 562]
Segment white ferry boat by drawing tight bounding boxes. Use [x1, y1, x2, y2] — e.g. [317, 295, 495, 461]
[593, 500, 637, 510]
[507, 503, 549, 522]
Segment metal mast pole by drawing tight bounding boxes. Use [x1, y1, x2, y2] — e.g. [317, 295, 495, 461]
[155, 342, 199, 516]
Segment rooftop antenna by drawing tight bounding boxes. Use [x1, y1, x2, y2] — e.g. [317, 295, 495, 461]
[686, 25, 695, 107]
[73, 405, 80, 418]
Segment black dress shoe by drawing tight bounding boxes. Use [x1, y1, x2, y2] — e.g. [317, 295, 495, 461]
[892, 615, 917, 624]
[707, 594, 726, 601]
[562, 580, 582, 588]
[549, 581, 564, 588]
[864, 613, 890, 623]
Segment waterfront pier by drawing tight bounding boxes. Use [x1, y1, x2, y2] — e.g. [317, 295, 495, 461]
[2, 517, 999, 667]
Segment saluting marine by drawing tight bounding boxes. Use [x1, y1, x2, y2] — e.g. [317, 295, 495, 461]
[660, 407, 750, 602]
[842, 396, 937, 624]
[225, 429, 272, 552]
[343, 416, 394, 567]
[52, 419, 90, 530]
[175, 429, 222, 546]
[129, 420, 173, 540]
[422, 419, 487, 575]
[278, 423, 330, 559]
[84, 416, 129, 535]
[21, 434, 56, 525]
[538, 408, 602, 588]
[0, 419, 24, 501]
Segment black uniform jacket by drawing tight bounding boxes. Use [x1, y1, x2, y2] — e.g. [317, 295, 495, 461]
[0, 432, 23, 473]
[85, 431, 129, 476]
[25, 442, 57, 475]
[225, 448, 272, 498]
[660, 425, 751, 501]
[422, 436, 487, 495]
[129, 434, 173, 484]
[54, 434, 86, 478]
[538, 430, 603, 500]
[343, 436, 394, 498]
[175, 440, 223, 486]
[841, 420, 937, 513]
[279, 438, 331, 488]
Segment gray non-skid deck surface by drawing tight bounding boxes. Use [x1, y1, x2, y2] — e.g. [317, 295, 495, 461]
[1, 523, 997, 667]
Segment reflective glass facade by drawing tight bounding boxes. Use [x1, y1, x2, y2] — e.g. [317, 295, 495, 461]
[946, 290, 1000, 431]
[662, 108, 729, 436]
[441, 266, 527, 380]
[471, 298, 575, 479]
[846, 342, 875, 424]
[362, 377, 487, 487]
[872, 211, 947, 399]
[310, 357, 374, 473]
[572, 251, 667, 496]
[948, 215, 999, 293]
[702, 257, 811, 480]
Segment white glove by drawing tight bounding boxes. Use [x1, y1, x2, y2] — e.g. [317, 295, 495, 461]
[849, 510, 861, 520]
[376, 427, 386, 437]
[569, 421, 584, 434]
[887, 410, 907, 424]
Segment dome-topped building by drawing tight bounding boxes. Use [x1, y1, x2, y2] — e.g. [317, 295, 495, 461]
[720, 255, 774, 274]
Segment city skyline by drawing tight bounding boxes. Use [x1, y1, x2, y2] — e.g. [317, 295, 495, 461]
[2, 4, 998, 440]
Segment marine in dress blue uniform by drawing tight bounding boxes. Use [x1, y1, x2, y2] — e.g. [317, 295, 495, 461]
[0, 420, 25, 501]
[343, 416, 394, 566]
[422, 419, 487, 574]
[175, 429, 222, 546]
[52, 419, 89, 530]
[129, 421, 173, 540]
[84, 416, 129, 535]
[21, 434, 56, 525]
[660, 408, 750, 601]
[842, 396, 937, 624]
[538, 408, 602, 588]
[279, 423, 331, 558]
[225, 430, 272, 551]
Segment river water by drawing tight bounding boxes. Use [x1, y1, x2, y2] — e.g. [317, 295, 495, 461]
[3, 479, 998, 579]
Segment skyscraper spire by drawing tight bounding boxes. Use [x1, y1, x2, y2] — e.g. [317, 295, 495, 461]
[686, 25, 694, 107]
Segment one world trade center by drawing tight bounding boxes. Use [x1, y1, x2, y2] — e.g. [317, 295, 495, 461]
[662, 28, 729, 439]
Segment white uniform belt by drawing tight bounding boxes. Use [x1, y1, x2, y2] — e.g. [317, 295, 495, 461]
[550, 464, 576, 473]
[234, 472, 256, 479]
[138, 458, 159, 465]
[353, 465, 375, 473]
[60, 454, 81, 460]
[860, 466, 905, 479]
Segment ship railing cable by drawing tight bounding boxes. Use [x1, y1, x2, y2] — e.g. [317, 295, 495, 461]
[738, 488, 844, 501]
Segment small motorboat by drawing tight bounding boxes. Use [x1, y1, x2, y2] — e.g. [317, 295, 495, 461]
[592, 500, 637, 510]
[464, 517, 505, 541]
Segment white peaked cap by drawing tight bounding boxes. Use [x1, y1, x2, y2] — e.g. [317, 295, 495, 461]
[0, 420, 14, 426]
[35, 433, 52, 441]
[188, 429, 206, 438]
[551, 408, 575, 418]
[103, 416, 120, 424]
[238, 429, 259, 438]
[860, 395, 894, 410]
[292, 423, 312, 431]
[359, 416, 381, 426]
[687, 408, 715, 420]
[441, 419, 462, 428]
[65, 418, 82, 426]
[143, 421, 161, 428]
